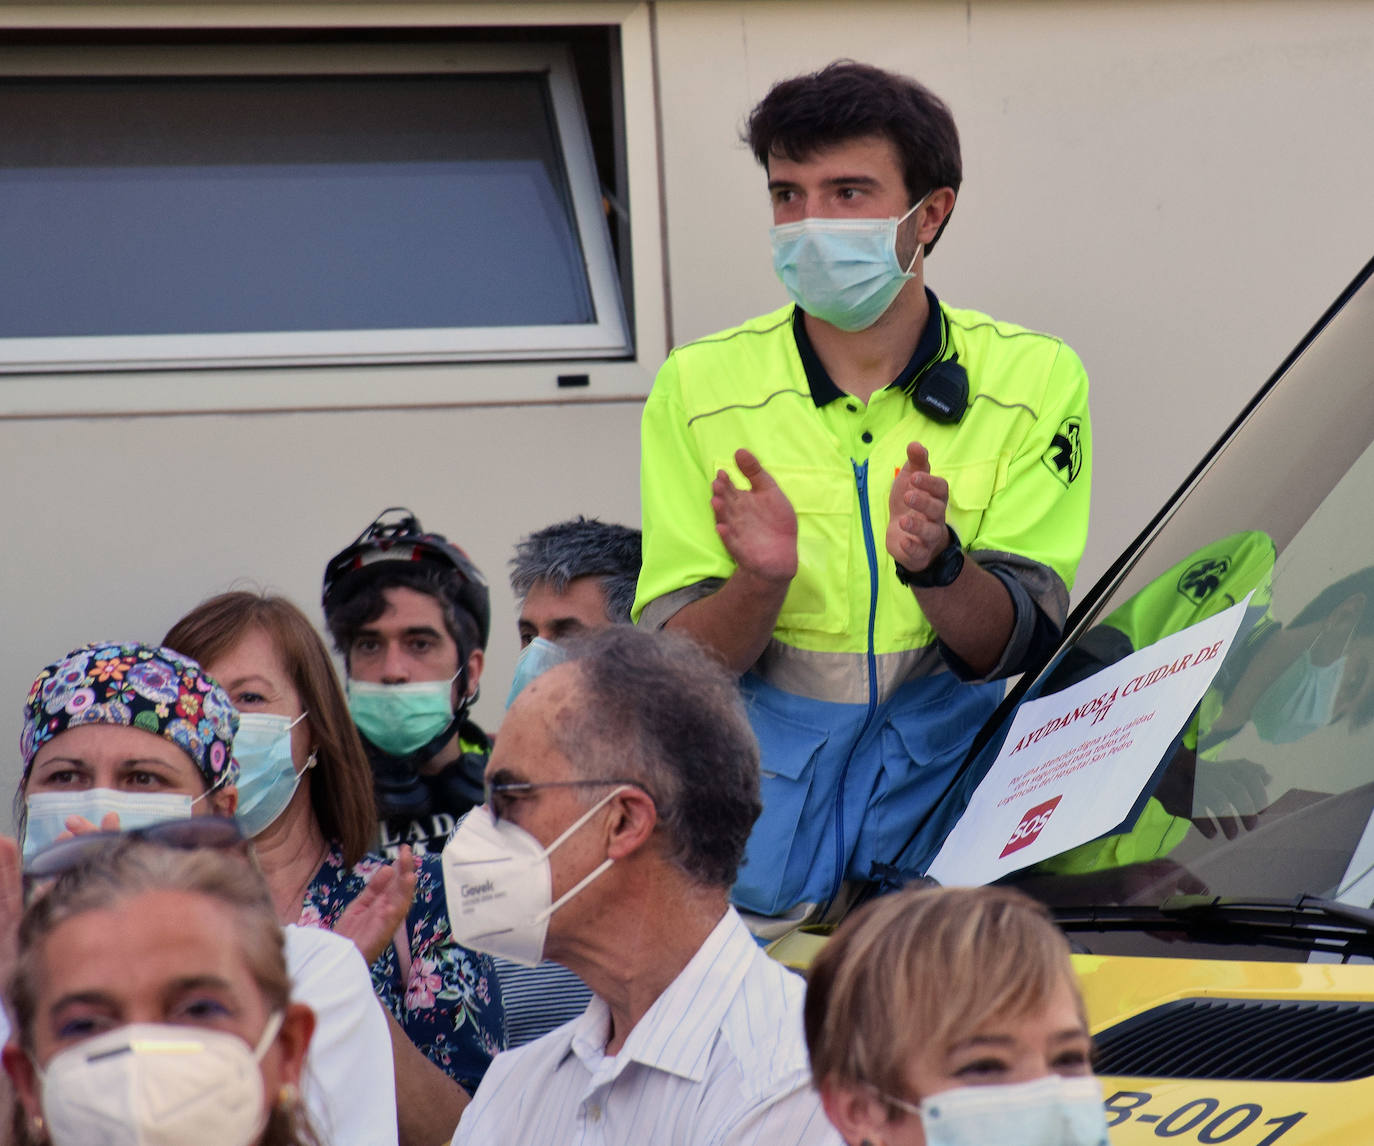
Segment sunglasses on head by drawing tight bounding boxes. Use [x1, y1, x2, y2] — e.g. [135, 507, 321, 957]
[23, 816, 246, 880]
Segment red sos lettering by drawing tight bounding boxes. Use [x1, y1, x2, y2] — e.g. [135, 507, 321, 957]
[1000, 796, 1063, 858]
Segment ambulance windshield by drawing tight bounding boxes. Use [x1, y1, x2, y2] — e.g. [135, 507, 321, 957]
[980, 256, 1374, 960]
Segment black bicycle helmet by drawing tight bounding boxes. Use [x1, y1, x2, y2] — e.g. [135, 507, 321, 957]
[322, 507, 491, 649]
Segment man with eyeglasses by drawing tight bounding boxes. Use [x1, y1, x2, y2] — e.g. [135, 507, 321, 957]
[443, 626, 840, 1145]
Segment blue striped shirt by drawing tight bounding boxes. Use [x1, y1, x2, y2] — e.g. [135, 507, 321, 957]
[495, 959, 595, 1048]
[454, 908, 841, 1145]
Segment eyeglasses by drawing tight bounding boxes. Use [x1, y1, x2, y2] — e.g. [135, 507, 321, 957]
[24, 816, 247, 879]
[483, 778, 645, 824]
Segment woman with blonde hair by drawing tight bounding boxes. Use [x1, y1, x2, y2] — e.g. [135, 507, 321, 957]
[804, 885, 1109, 1146]
[3, 832, 317, 1146]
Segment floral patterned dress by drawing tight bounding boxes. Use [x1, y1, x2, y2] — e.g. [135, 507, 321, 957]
[300, 842, 504, 1094]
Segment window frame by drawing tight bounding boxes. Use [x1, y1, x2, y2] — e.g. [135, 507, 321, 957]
[0, 41, 632, 376]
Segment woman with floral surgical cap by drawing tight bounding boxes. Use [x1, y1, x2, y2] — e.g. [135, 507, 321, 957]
[18, 642, 240, 854]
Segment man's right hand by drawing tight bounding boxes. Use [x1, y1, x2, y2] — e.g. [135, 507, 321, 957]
[710, 448, 798, 584]
[664, 448, 797, 675]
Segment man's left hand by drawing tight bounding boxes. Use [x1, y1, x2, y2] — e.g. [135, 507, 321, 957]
[887, 441, 952, 576]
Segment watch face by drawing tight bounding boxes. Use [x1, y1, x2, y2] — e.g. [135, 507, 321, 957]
[938, 545, 965, 586]
[896, 540, 963, 589]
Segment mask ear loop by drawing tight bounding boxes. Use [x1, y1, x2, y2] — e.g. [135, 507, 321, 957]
[252, 1011, 286, 1061]
[531, 785, 632, 924]
[897, 190, 933, 274]
[285, 711, 316, 779]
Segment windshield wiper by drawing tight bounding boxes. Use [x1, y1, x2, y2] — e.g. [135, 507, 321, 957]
[1053, 894, 1374, 957]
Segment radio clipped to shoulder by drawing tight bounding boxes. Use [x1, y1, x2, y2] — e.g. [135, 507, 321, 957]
[912, 354, 969, 425]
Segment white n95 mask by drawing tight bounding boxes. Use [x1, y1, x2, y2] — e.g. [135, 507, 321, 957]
[442, 787, 626, 966]
[39, 1013, 282, 1146]
[916, 1075, 1109, 1146]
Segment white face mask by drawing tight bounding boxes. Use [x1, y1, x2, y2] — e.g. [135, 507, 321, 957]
[22, 789, 201, 866]
[881, 1075, 1108, 1146]
[38, 1013, 283, 1146]
[441, 787, 626, 966]
[233, 712, 312, 838]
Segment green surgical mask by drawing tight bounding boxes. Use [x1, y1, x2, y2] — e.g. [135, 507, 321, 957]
[348, 674, 457, 756]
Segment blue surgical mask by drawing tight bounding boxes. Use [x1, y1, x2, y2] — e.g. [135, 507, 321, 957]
[22, 788, 200, 866]
[770, 193, 928, 332]
[233, 711, 312, 837]
[1251, 639, 1349, 744]
[348, 675, 457, 757]
[885, 1075, 1108, 1146]
[506, 637, 568, 709]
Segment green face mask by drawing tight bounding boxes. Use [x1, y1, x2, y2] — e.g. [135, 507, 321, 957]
[348, 675, 457, 756]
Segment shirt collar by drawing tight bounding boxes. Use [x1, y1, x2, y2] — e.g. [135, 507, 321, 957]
[562, 907, 757, 1084]
[792, 286, 948, 408]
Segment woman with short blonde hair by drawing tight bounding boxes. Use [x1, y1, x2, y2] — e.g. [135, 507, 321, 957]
[805, 885, 1108, 1146]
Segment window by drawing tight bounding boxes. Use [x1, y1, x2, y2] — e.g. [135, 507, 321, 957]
[0, 43, 629, 373]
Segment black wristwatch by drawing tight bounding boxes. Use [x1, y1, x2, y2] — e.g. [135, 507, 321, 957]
[895, 524, 964, 589]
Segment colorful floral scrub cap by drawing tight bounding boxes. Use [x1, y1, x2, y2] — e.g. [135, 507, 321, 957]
[20, 642, 239, 789]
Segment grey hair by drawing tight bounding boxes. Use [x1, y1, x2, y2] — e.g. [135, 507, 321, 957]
[550, 627, 761, 888]
[11, 840, 322, 1146]
[509, 517, 643, 625]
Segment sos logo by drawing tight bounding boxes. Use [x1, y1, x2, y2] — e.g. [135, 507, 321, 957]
[1000, 796, 1063, 858]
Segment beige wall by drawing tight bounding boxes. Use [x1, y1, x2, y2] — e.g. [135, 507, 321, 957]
[4, 0, 1374, 815]
[655, 0, 1374, 568]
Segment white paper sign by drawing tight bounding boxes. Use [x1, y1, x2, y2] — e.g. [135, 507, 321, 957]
[926, 595, 1253, 886]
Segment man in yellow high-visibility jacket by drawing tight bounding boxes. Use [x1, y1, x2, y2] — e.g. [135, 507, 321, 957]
[634, 61, 1092, 920]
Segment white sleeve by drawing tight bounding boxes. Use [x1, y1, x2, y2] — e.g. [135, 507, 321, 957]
[285, 924, 399, 1146]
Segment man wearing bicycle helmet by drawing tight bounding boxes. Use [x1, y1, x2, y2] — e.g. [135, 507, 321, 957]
[323, 508, 493, 859]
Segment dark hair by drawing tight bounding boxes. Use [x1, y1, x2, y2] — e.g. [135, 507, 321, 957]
[746, 60, 962, 253]
[325, 563, 483, 668]
[509, 517, 643, 625]
[164, 592, 377, 866]
[551, 627, 761, 888]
